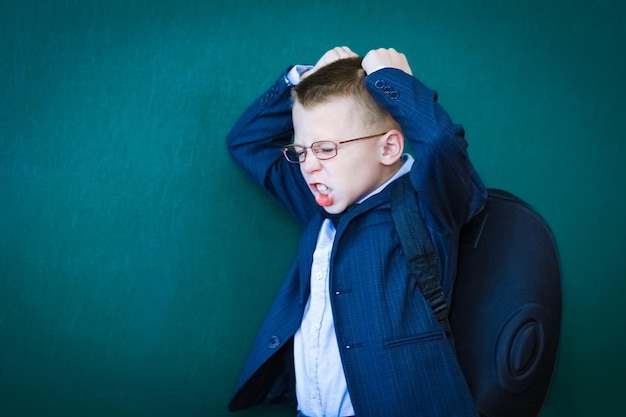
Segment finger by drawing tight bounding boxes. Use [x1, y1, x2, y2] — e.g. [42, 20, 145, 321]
[362, 48, 412, 75]
[318, 46, 357, 65]
[302, 46, 359, 80]
[336, 46, 358, 58]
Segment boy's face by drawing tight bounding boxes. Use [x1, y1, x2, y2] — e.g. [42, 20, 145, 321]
[292, 97, 399, 214]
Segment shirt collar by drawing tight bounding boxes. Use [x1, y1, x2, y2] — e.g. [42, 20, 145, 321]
[319, 154, 414, 226]
[356, 153, 414, 204]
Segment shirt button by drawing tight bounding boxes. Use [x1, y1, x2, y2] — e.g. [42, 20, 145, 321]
[315, 272, 323, 280]
[268, 336, 280, 349]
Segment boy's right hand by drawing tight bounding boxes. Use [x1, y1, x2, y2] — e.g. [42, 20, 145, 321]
[301, 46, 358, 79]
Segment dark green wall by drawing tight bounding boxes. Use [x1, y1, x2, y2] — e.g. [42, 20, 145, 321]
[1, 1, 624, 416]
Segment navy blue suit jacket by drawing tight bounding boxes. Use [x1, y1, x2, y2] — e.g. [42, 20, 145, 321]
[227, 66, 486, 417]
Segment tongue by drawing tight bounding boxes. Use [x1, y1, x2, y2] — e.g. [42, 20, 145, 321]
[315, 193, 334, 207]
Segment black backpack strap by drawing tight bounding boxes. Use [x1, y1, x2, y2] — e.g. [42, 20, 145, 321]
[391, 175, 453, 340]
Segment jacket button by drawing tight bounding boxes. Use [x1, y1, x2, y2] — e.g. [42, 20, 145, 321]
[268, 336, 280, 349]
[374, 79, 386, 88]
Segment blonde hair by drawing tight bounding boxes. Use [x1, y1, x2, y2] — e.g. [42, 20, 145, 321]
[293, 57, 398, 131]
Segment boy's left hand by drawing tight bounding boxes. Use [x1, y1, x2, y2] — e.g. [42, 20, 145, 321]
[362, 48, 413, 76]
[302, 46, 358, 79]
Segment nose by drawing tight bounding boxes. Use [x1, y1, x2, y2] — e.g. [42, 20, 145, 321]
[300, 150, 322, 174]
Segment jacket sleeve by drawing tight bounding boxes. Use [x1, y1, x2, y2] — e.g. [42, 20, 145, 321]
[226, 68, 316, 227]
[365, 68, 487, 234]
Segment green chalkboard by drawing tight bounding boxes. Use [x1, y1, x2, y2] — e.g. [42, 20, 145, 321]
[1, 1, 625, 416]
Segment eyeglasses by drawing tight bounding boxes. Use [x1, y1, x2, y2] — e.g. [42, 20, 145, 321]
[282, 132, 388, 163]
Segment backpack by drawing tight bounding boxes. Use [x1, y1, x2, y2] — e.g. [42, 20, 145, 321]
[391, 175, 562, 417]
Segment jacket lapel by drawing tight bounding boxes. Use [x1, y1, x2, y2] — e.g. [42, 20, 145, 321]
[297, 188, 393, 305]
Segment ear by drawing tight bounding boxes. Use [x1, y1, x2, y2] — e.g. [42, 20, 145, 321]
[380, 129, 404, 166]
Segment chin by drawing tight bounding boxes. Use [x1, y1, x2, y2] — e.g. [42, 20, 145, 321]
[324, 205, 346, 215]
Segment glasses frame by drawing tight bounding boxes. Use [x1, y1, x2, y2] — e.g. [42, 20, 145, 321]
[282, 132, 388, 164]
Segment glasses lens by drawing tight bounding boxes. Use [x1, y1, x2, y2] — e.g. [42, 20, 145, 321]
[283, 145, 305, 163]
[311, 141, 337, 160]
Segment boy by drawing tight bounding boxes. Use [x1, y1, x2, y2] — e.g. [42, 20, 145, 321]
[226, 46, 486, 417]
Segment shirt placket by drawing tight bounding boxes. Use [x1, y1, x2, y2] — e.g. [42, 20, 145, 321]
[307, 220, 334, 414]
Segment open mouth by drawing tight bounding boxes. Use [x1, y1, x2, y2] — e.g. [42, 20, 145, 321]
[316, 183, 329, 195]
[311, 183, 333, 207]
